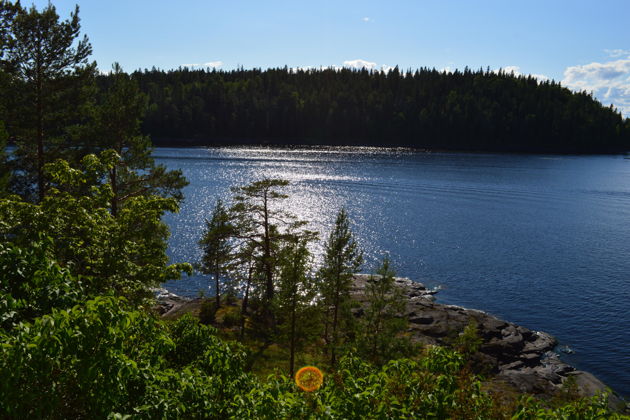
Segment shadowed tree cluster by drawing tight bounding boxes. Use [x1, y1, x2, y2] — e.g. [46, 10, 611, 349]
[119, 66, 630, 153]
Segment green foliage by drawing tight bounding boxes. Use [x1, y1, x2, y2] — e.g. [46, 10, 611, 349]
[2, 1, 96, 201]
[0, 297, 254, 419]
[318, 208, 363, 366]
[0, 121, 9, 196]
[0, 286, 623, 419]
[199, 198, 234, 307]
[199, 299, 217, 325]
[454, 319, 483, 358]
[229, 178, 295, 302]
[0, 240, 85, 329]
[275, 235, 320, 376]
[222, 308, 242, 328]
[357, 256, 413, 365]
[0, 154, 191, 303]
[93, 63, 187, 216]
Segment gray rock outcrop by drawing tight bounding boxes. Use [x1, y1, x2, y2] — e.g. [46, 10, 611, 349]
[350, 274, 626, 410]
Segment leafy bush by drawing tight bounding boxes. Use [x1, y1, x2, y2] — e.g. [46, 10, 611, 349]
[0, 296, 623, 419]
[0, 239, 86, 329]
[0, 154, 191, 304]
[0, 297, 254, 419]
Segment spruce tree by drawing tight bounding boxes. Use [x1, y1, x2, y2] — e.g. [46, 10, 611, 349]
[318, 208, 363, 367]
[276, 233, 319, 377]
[358, 255, 409, 365]
[199, 199, 234, 308]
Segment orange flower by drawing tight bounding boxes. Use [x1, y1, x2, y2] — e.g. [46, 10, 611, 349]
[295, 366, 324, 392]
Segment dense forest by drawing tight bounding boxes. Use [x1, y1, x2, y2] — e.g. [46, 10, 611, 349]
[1, 1, 629, 418]
[112, 66, 630, 153]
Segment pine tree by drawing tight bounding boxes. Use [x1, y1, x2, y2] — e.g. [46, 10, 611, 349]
[318, 208, 363, 367]
[2, 2, 95, 201]
[230, 178, 297, 303]
[94, 63, 187, 215]
[199, 199, 234, 308]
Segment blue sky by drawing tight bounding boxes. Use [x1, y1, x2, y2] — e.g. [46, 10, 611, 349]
[32, 0, 630, 115]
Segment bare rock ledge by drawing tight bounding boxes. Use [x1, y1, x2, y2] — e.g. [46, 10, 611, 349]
[351, 274, 627, 411]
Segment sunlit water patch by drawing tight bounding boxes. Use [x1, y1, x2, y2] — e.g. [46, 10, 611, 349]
[157, 146, 630, 398]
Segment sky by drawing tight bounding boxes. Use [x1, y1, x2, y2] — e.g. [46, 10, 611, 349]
[30, 0, 630, 116]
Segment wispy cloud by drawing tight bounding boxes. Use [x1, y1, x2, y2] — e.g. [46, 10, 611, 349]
[562, 57, 630, 115]
[181, 61, 223, 69]
[362, 17, 371, 22]
[604, 49, 630, 58]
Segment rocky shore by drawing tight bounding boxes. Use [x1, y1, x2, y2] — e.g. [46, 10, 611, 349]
[350, 274, 626, 411]
[155, 276, 627, 412]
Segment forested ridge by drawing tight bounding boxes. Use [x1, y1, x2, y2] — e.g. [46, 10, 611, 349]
[114, 66, 630, 153]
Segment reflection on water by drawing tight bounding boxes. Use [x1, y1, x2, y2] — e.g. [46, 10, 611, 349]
[158, 146, 630, 397]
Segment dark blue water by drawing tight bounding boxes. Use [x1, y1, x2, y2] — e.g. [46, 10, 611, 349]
[158, 146, 630, 397]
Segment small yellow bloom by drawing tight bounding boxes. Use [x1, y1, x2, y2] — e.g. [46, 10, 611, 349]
[295, 366, 324, 392]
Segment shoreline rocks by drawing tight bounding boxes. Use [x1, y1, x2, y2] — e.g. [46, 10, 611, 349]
[350, 274, 627, 411]
[155, 277, 628, 411]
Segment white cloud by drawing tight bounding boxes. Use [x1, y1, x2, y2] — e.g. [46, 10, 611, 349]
[500, 65, 522, 75]
[203, 61, 223, 68]
[530, 73, 550, 82]
[343, 59, 377, 70]
[362, 17, 371, 22]
[181, 61, 223, 69]
[604, 49, 630, 58]
[562, 58, 630, 115]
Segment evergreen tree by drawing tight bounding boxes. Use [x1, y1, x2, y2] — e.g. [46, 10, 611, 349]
[0, 122, 9, 196]
[0, 1, 18, 198]
[94, 63, 187, 215]
[2, 2, 95, 201]
[276, 233, 319, 377]
[199, 199, 234, 308]
[318, 208, 363, 367]
[358, 255, 410, 365]
[229, 179, 297, 303]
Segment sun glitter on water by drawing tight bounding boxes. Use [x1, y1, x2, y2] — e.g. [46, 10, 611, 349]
[295, 366, 324, 392]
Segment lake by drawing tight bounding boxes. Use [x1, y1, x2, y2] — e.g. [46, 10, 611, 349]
[157, 146, 630, 397]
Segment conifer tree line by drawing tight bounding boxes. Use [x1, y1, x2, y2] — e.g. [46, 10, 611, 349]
[121, 66, 630, 153]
